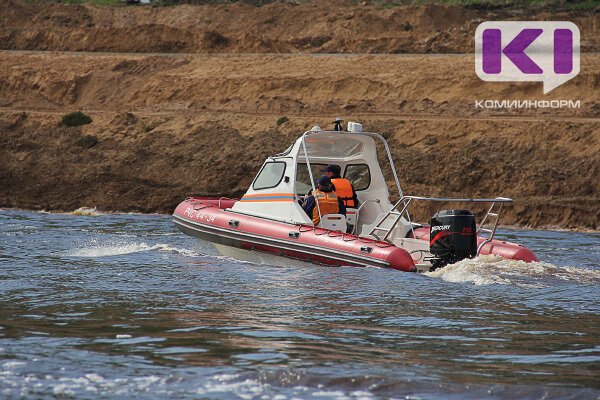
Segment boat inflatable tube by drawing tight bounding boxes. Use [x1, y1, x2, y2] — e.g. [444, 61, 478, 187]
[173, 197, 417, 272]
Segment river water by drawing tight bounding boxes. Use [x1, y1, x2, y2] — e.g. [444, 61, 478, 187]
[0, 209, 599, 399]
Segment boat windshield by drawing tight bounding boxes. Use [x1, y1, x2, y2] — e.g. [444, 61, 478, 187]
[295, 163, 329, 195]
[295, 162, 372, 195]
[298, 130, 403, 201]
[298, 134, 365, 159]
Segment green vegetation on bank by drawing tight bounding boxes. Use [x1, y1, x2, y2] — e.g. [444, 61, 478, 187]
[53, 0, 120, 4]
[75, 135, 99, 148]
[61, 111, 92, 127]
[38, 0, 598, 11]
[381, 0, 599, 10]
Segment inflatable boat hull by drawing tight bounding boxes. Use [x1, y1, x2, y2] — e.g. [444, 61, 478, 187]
[173, 197, 417, 272]
[173, 197, 537, 271]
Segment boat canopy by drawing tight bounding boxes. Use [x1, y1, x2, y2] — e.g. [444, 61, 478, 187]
[298, 134, 366, 159]
[231, 128, 403, 227]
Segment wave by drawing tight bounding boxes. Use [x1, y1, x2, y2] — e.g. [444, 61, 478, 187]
[69, 207, 104, 216]
[65, 241, 201, 258]
[0, 367, 376, 400]
[425, 255, 600, 287]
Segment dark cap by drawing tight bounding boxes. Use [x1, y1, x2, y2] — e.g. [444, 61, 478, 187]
[316, 176, 333, 190]
[320, 164, 341, 175]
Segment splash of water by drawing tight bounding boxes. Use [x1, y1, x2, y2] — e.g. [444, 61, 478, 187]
[70, 207, 104, 216]
[65, 240, 201, 258]
[426, 255, 600, 287]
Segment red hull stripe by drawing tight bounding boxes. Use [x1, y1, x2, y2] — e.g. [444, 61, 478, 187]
[173, 214, 392, 268]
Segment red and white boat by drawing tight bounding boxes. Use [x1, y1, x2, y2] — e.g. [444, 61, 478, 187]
[173, 122, 537, 272]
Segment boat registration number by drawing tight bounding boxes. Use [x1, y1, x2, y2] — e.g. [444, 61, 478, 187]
[183, 207, 216, 223]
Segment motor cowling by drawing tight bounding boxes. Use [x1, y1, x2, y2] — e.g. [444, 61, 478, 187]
[429, 210, 477, 270]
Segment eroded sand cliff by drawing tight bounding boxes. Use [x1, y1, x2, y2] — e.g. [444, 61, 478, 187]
[0, 1, 598, 228]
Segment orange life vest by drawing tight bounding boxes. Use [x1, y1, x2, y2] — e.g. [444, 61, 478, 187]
[331, 178, 356, 207]
[312, 190, 340, 225]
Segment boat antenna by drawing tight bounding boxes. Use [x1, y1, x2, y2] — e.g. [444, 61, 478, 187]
[332, 117, 344, 132]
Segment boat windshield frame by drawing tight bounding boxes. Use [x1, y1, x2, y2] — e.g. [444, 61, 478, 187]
[300, 130, 403, 225]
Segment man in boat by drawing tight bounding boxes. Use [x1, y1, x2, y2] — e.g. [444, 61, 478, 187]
[321, 165, 359, 209]
[301, 176, 346, 226]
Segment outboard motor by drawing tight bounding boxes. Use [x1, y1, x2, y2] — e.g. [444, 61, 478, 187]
[429, 210, 477, 270]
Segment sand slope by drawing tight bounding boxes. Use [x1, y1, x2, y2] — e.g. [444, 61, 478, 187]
[1, 0, 599, 53]
[1, 51, 598, 228]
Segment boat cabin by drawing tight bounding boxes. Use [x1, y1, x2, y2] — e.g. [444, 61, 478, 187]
[231, 123, 415, 239]
[175, 121, 522, 269]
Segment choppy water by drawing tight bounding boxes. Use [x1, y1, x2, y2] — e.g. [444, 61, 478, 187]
[1, 209, 599, 399]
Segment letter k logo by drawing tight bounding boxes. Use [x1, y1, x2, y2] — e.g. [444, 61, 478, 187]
[483, 28, 543, 74]
[475, 21, 580, 94]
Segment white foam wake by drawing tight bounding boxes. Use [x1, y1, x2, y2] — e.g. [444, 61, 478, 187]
[65, 241, 200, 258]
[425, 255, 600, 287]
[0, 366, 375, 400]
[70, 207, 105, 216]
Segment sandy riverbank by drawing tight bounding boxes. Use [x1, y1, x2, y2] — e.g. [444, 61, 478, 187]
[1, 51, 598, 229]
[0, 1, 598, 229]
[1, 0, 598, 54]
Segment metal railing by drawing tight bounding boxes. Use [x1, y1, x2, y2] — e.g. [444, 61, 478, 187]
[350, 199, 382, 235]
[367, 196, 513, 255]
[299, 129, 404, 229]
